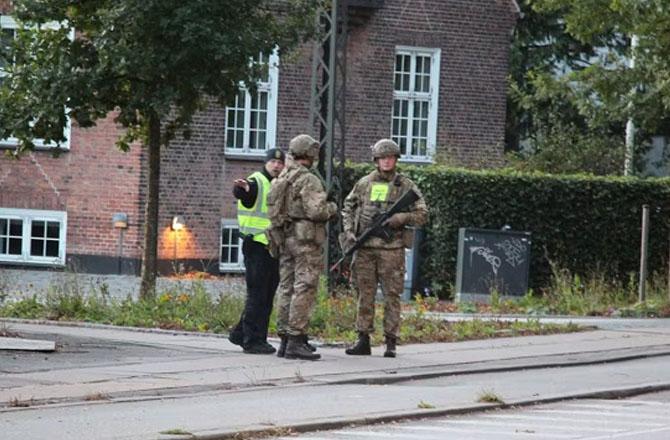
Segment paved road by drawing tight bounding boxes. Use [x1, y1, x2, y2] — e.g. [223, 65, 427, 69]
[1, 318, 670, 439]
[276, 391, 670, 439]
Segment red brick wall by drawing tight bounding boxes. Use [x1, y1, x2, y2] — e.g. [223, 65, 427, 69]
[0, 117, 144, 261]
[343, 0, 516, 166]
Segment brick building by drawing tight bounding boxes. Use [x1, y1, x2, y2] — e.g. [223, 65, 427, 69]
[0, 0, 519, 276]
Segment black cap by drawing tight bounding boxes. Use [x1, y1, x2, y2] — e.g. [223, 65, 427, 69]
[265, 148, 285, 163]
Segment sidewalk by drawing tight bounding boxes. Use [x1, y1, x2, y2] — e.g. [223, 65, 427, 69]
[2, 317, 670, 439]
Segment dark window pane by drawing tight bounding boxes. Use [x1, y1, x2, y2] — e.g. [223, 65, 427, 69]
[257, 132, 266, 150]
[9, 219, 22, 236]
[0, 237, 5, 253]
[259, 111, 267, 130]
[47, 222, 60, 239]
[236, 130, 243, 147]
[46, 240, 59, 257]
[230, 249, 238, 263]
[0, 218, 6, 235]
[9, 238, 21, 255]
[31, 239, 44, 256]
[32, 221, 45, 238]
[232, 228, 240, 242]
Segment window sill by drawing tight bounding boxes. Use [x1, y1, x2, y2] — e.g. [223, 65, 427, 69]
[0, 140, 71, 151]
[0, 258, 66, 267]
[400, 157, 434, 165]
[219, 265, 245, 274]
[224, 152, 268, 162]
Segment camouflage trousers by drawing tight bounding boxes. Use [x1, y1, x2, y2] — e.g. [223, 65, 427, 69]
[276, 237, 324, 336]
[352, 246, 405, 338]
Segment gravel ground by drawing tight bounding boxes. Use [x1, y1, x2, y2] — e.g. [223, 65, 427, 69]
[0, 268, 246, 302]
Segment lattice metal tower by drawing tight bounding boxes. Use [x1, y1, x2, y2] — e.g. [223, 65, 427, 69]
[309, 0, 383, 275]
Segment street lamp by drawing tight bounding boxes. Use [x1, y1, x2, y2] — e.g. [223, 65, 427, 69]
[171, 216, 185, 264]
[112, 213, 128, 274]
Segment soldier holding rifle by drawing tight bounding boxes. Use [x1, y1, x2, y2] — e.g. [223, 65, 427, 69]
[340, 139, 428, 358]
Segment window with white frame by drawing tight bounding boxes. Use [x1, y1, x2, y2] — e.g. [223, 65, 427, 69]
[225, 51, 279, 156]
[0, 208, 67, 266]
[0, 15, 72, 149]
[391, 46, 440, 161]
[219, 219, 244, 272]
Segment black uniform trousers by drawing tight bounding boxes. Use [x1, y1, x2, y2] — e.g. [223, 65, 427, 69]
[230, 236, 280, 348]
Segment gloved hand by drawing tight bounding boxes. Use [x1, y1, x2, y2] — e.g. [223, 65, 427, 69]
[382, 212, 410, 229]
[339, 231, 356, 251]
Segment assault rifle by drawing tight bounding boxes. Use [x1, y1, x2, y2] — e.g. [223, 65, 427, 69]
[330, 189, 419, 272]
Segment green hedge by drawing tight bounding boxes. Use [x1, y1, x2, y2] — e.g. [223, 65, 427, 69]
[342, 164, 670, 298]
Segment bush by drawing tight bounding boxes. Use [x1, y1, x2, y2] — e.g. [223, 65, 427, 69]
[342, 163, 670, 298]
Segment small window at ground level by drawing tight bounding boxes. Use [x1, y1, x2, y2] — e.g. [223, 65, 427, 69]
[219, 219, 244, 273]
[0, 208, 67, 265]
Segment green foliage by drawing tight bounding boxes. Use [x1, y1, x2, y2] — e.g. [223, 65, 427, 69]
[0, 0, 318, 152]
[342, 163, 670, 298]
[507, 0, 670, 174]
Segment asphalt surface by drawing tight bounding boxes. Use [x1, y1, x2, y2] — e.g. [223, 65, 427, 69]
[1, 316, 670, 439]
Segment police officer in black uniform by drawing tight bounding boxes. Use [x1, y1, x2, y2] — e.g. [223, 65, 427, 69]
[228, 148, 285, 354]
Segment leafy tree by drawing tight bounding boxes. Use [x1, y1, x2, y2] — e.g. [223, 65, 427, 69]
[0, 0, 316, 298]
[506, 0, 670, 175]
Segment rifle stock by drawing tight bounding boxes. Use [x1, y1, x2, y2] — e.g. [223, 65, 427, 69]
[330, 189, 419, 272]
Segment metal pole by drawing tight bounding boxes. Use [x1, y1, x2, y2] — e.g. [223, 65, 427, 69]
[116, 229, 125, 275]
[638, 204, 650, 302]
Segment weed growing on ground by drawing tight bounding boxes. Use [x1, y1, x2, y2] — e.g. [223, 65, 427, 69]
[477, 389, 505, 404]
[417, 400, 436, 409]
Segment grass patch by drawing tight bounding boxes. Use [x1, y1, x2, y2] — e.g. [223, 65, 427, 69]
[0, 273, 594, 345]
[420, 268, 670, 318]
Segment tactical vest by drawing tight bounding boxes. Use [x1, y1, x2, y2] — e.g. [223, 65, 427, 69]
[237, 171, 271, 245]
[358, 175, 403, 233]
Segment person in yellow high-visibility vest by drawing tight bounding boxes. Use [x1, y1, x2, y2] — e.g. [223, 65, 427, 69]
[228, 148, 285, 354]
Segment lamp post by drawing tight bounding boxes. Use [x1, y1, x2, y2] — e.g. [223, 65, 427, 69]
[171, 216, 185, 264]
[112, 213, 128, 274]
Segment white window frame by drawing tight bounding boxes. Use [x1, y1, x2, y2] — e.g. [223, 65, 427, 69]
[0, 208, 67, 266]
[219, 219, 244, 273]
[224, 50, 279, 158]
[0, 15, 72, 150]
[391, 46, 441, 163]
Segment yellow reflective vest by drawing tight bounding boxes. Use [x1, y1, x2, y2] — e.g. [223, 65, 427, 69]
[237, 171, 271, 245]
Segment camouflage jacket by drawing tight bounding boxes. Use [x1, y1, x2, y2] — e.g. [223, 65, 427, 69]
[342, 170, 428, 249]
[276, 160, 336, 246]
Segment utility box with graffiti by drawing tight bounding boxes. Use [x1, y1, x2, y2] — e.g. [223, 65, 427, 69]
[455, 228, 532, 303]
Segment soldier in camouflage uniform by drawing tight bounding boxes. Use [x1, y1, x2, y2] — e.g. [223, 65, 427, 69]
[341, 139, 428, 357]
[270, 134, 337, 361]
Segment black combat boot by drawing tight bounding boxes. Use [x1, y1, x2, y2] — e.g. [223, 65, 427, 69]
[383, 336, 396, 358]
[345, 332, 371, 356]
[285, 335, 321, 360]
[277, 335, 288, 358]
[302, 335, 317, 352]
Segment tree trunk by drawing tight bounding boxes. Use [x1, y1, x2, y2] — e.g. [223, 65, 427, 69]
[139, 112, 161, 300]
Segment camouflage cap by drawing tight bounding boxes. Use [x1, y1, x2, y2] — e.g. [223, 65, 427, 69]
[371, 139, 401, 159]
[289, 134, 320, 160]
